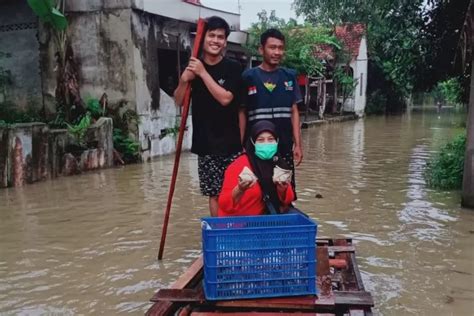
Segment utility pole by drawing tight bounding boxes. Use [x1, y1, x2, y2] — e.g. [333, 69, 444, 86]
[462, 61, 474, 208]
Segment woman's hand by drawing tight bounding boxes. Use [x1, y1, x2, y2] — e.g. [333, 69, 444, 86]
[232, 178, 255, 206]
[238, 177, 255, 192]
[275, 181, 290, 195]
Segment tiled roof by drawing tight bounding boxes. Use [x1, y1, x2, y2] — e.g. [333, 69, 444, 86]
[313, 43, 336, 61]
[183, 0, 201, 5]
[335, 23, 366, 60]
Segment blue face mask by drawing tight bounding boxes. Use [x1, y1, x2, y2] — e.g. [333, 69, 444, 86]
[255, 142, 278, 160]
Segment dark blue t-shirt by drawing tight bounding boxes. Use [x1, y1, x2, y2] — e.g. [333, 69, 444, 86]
[242, 67, 302, 153]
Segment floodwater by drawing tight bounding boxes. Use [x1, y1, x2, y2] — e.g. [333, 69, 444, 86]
[1, 110, 473, 315]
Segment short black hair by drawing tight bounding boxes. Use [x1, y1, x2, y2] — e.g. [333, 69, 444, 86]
[260, 28, 285, 46]
[206, 16, 230, 38]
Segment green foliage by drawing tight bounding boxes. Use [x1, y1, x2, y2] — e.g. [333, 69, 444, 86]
[113, 128, 139, 163]
[365, 90, 387, 115]
[334, 66, 357, 105]
[432, 78, 463, 105]
[418, 0, 471, 92]
[424, 133, 466, 190]
[27, 0, 67, 31]
[48, 106, 67, 128]
[159, 124, 181, 140]
[246, 10, 340, 76]
[0, 102, 43, 123]
[104, 101, 140, 162]
[293, 0, 438, 108]
[86, 97, 102, 118]
[66, 112, 91, 147]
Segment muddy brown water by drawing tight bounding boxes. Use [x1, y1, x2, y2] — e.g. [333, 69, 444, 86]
[1, 111, 473, 315]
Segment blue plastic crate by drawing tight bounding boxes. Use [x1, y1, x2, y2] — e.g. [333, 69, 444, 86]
[201, 213, 317, 300]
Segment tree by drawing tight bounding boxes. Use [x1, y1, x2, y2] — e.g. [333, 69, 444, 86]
[0, 51, 12, 102]
[293, 0, 436, 112]
[27, 0, 86, 121]
[462, 62, 474, 207]
[294, 0, 472, 105]
[417, 0, 471, 93]
[334, 66, 357, 113]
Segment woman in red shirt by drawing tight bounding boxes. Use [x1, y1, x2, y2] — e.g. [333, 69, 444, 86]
[218, 120, 295, 216]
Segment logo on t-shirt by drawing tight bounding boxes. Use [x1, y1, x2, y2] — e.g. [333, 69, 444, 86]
[218, 78, 225, 86]
[248, 86, 257, 95]
[284, 80, 294, 91]
[264, 82, 276, 92]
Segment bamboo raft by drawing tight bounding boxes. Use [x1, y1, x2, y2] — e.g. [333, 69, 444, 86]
[146, 238, 374, 316]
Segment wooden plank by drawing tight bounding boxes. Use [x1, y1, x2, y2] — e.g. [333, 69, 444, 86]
[152, 289, 204, 302]
[191, 313, 334, 316]
[213, 295, 335, 310]
[178, 305, 193, 316]
[317, 246, 330, 276]
[147, 257, 203, 315]
[334, 291, 374, 307]
[316, 238, 330, 244]
[171, 256, 203, 289]
[146, 301, 175, 316]
[328, 246, 355, 253]
[350, 253, 365, 291]
[333, 240, 350, 291]
[349, 310, 365, 316]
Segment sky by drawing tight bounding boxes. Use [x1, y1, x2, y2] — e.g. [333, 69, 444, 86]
[200, 0, 304, 30]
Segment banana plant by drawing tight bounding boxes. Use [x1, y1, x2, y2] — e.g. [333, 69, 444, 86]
[27, 0, 67, 31]
[27, 0, 84, 122]
[27, 0, 67, 61]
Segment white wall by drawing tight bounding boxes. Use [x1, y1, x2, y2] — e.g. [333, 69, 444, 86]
[142, 0, 241, 32]
[132, 12, 193, 160]
[353, 36, 368, 117]
[343, 36, 368, 117]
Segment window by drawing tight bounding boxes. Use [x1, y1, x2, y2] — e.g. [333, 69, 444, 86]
[360, 73, 364, 96]
[158, 48, 189, 96]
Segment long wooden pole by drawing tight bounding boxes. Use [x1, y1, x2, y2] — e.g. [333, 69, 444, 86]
[158, 19, 207, 260]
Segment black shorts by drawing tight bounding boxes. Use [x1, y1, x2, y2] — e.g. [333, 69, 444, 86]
[198, 152, 242, 197]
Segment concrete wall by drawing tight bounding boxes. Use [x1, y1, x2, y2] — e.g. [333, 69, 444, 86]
[131, 11, 193, 160]
[60, 5, 136, 109]
[0, 118, 113, 188]
[0, 0, 42, 110]
[342, 36, 368, 117]
[353, 37, 368, 117]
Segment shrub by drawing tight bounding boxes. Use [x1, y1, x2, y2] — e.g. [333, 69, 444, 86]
[366, 90, 387, 115]
[424, 133, 466, 190]
[431, 78, 463, 105]
[113, 128, 139, 163]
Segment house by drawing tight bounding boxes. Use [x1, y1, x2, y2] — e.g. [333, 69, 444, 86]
[335, 24, 368, 117]
[0, 0, 249, 160]
[298, 23, 368, 119]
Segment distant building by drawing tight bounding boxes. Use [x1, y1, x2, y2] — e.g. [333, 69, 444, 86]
[335, 24, 368, 117]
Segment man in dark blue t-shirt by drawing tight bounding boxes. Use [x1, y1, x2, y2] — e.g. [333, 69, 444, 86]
[174, 16, 244, 216]
[241, 28, 303, 191]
